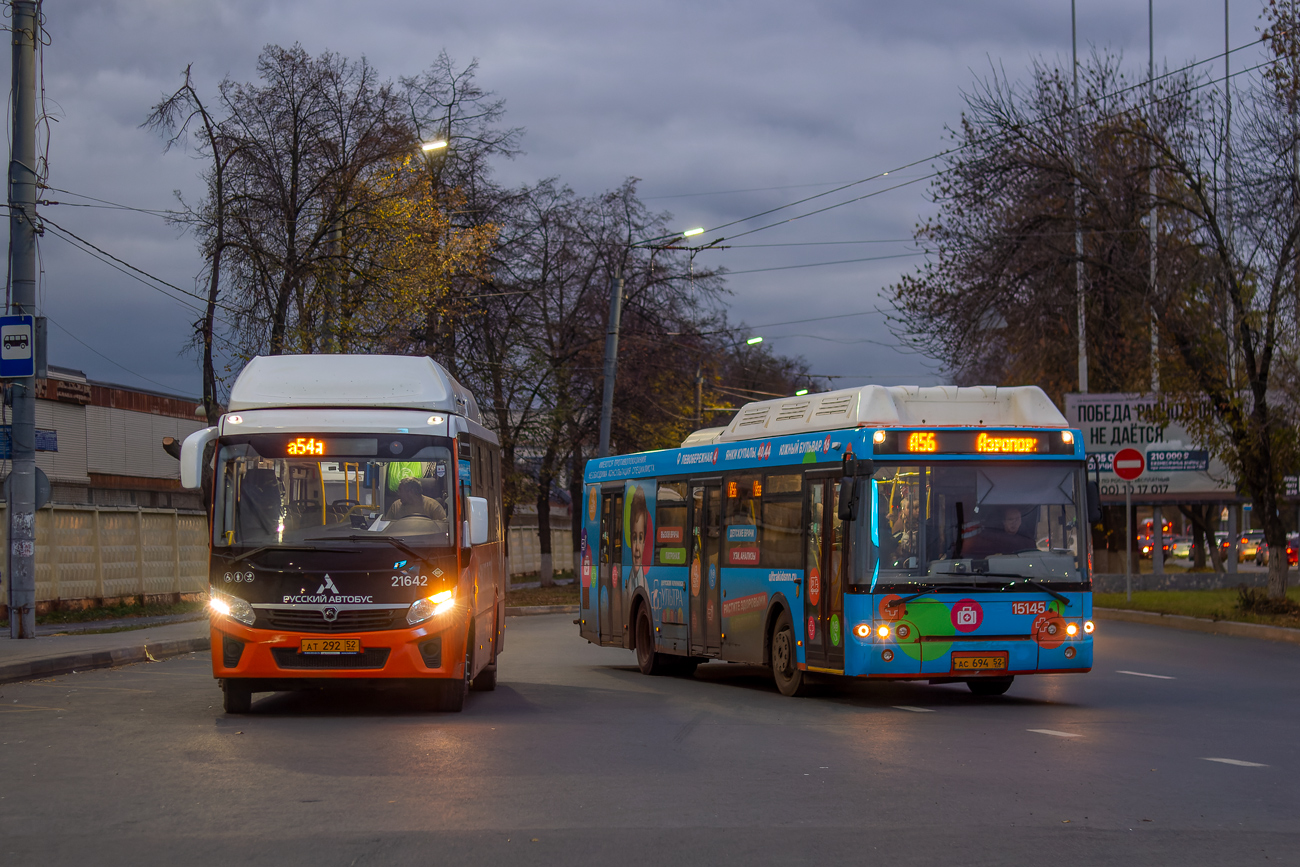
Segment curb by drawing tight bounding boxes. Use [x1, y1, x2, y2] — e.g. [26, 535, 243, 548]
[506, 605, 579, 617]
[1095, 607, 1300, 646]
[0, 636, 211, 685]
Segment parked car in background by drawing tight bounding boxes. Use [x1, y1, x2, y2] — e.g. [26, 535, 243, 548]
[1170, 536, 1192, 559]
[1256, 534, 1299, 566]
[1238, 530, 1265, 563]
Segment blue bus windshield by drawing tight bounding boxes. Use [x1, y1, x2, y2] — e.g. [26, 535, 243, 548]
[862, 461, 1084, 585]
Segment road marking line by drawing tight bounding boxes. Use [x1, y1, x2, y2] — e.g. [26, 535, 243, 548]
[1117, 670, 1175, 679]
[1202, 757, 1268, 767]
[893, 705, 934, 713]
[1028, 728, 1080, 738]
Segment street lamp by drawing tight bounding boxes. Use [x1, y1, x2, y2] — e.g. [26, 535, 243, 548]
[746, 336, 763, 345]
[795, 388, 809, 396]
[421, 139, 448, 152]
[682, 227, 704, 238]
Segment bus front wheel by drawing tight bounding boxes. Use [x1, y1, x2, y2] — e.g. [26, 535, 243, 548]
[967, 676, 1014, 696]
[222, 680, 252, 714]
[771, 610, 809, 697]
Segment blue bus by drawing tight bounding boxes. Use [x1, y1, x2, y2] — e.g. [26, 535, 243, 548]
[577, 385, 1097, 696]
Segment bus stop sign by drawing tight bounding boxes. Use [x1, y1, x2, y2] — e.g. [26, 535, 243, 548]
[1113, 447, 1145, 481]
[0, 314, 34, 378]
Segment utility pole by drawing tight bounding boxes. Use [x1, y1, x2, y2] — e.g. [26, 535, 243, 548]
[1149, 0, 1160, 393]
[596, 267, 623, 458]
[7, 0, 38, 639]
[1072, 0, 1088, 393]
[1225, 0, 1235, 387]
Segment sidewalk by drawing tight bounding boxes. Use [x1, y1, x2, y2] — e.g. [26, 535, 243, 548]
[0, 617, 211, 684]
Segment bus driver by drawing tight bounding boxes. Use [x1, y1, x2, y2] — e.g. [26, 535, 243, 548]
[966, 506, 1036, 557]
[384, 477, 449, 523]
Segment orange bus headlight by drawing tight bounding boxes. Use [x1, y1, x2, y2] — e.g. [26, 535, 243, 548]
[407, 589, 456, 626]
[1065, 622, 1078, 636]
[853, 623, 871, 639]
[877, 624, 891, 640]
[1083, 620, 1095, 634]
[209, 591, 254, 626]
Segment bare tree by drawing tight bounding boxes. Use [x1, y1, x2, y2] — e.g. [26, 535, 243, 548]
[144, 65, 237, 424]
[891, 44, 1300, 598]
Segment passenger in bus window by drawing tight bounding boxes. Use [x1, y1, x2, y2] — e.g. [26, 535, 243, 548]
[384, 477, 449, 523]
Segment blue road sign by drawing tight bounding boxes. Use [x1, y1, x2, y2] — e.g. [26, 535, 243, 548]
[0, 314, 35, 378]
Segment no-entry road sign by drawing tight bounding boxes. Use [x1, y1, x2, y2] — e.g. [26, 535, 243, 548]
[1113, 447, 1145, 481]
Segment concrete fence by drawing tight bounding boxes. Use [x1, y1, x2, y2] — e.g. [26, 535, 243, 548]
[0, 506, 571, 613]
[0, 504, 209, 610]
[507, 525, 574, 576]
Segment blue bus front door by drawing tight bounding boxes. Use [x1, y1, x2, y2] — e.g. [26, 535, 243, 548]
[803, 476, 845, 671]
[599, 490, 625, 646]
[689, 484, 722, 656]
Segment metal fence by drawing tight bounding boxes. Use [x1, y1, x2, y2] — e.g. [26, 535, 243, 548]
[0, 504, 209, 605]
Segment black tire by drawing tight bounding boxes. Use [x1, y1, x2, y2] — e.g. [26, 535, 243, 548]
[435, 645, 471, 712]
[635, 606, 672, 675]
[770, 609, 809, 697]
[471, 662, 497, 692]
[967, 676, 1014, 696]
[471, 611, 499, 692]
[222, 680, 252, 714]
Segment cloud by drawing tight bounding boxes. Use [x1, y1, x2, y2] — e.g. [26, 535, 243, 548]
[5, 0, 1270, 397]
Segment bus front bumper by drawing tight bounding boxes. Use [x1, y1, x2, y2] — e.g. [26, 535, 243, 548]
[209, 616, 467, 682]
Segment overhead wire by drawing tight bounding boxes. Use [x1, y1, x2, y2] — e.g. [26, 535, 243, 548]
[648, 31, 1281, 250]
[42, 312, 184, 393]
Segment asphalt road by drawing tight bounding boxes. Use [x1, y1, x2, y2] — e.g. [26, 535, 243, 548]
[1, 614, 1297, 866]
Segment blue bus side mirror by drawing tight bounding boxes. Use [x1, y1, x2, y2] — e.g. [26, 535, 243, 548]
[839, 478, 859, 521]
[1086, 481, 1102, 524]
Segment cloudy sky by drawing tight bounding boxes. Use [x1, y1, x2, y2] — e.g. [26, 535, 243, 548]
[13, 0, 1275, 399]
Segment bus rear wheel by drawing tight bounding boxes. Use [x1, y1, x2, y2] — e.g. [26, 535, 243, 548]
[635, 606, 673, 676]
[967, 676, 1014, 696]
[771, 610, 809, 697]
[222, 680, 252, 714]
[471, 614, 499, 692]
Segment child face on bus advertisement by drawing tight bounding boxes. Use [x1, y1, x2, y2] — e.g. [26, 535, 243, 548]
[630, 511, 646, 572]
[626, 483, 651, 582]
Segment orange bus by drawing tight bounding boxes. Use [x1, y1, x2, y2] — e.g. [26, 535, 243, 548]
[180, 355, 506, 713]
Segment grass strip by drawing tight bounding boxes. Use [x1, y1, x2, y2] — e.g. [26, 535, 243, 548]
[1095, 587, 1300, 630]
[0, 599, 206, 630]
[506, 584, 580, 607]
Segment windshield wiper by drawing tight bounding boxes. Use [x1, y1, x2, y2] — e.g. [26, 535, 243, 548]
[229, 544, 326, 564]
[306, 534, 426, 565]
[1018, 579, 1071, 606]
[886, 584, 1005, 608]
[885, 577, 1072, 608]
[948, 572, 1074, 606]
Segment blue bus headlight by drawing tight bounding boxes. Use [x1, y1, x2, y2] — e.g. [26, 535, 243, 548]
[209, 591, 254, 627]
[408, 589, 455, 625]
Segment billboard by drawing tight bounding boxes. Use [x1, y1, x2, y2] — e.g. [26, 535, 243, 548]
[1063, 393, 1236, 502]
